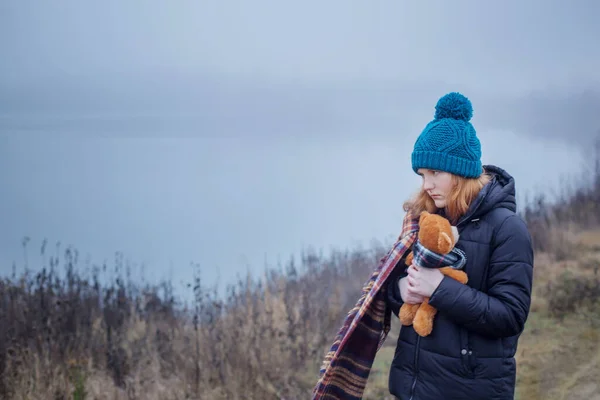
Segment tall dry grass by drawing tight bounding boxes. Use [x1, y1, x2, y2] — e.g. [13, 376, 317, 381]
[1, 139, 600, 399]
[0, 240, 391, 399]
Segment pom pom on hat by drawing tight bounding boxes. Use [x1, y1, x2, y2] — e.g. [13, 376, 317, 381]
[434, 92, 473, 122]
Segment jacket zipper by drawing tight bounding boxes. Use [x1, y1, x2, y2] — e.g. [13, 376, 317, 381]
[409, 336, 421, 400]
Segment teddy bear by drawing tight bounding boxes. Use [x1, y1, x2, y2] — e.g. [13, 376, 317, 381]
[399, 211, 468, 337]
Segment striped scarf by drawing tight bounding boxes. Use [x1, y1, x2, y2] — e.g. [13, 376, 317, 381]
[412, 240, 466, 270]
[312, 211, 420, 400]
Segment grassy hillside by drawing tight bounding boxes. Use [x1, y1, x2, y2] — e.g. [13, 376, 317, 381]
[1, 158, 599, 399]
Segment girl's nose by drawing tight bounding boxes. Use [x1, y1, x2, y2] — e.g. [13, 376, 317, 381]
[422, 179, 434, 190]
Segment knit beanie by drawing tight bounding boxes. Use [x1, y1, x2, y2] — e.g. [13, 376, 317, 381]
[411, 92, 482, 178]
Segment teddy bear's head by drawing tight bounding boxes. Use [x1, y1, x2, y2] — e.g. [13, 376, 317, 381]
[417, 211, 459, 254]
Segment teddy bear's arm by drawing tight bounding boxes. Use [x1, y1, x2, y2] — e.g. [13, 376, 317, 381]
[440, 267, 468, 284]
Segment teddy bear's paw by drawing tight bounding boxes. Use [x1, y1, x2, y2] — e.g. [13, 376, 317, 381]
[414, 322, 433, 337]
[399, 303, 419, 326]
[413, 312, 435, 337]
[413, 300, 437, 337]
[441, 267, 468, 284]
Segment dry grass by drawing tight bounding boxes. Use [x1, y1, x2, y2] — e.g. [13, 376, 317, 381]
[522, 231, 600, 400]
[3, 226, 597, 400]
[0, 243, 392, 399]
[515, 313, 600, 400]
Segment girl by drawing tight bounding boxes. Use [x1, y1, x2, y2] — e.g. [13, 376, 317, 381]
[386, 92, 534, 400]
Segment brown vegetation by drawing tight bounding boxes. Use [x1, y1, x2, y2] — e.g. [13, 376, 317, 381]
[0, 240, 394, 399]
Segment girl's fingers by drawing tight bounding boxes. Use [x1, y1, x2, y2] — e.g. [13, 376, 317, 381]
[407, 276, 417, 287]
[407, 270, 419, 284]
[407, 287, 421, 298]
[410, 295, 423, 303]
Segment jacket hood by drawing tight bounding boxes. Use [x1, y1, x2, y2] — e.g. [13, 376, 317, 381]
[457, 165, 517, 226]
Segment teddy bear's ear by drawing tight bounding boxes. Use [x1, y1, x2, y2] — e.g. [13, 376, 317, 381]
[438, 232, 454, 253]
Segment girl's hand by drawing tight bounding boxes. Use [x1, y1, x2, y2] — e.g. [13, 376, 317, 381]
[399, 276, 425, 304]
[406, 263, 444, 297]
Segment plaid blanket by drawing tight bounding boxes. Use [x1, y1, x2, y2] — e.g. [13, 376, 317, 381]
[412, 240, 466, 270]
[312, 211, 420, 399]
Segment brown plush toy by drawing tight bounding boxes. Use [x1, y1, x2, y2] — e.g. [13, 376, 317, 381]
[399, 211, 468, 337]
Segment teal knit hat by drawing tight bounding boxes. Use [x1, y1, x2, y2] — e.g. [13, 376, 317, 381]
[411, 92, 482, 178]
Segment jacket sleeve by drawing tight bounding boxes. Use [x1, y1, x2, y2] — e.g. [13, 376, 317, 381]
[386, 257, 410, 318]
[428, 214, 534, 338]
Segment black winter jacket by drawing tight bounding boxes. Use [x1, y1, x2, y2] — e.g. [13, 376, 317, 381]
[386, 165, 534, 400]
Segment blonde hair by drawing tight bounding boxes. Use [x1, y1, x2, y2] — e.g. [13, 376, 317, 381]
[403, 170, 492, 225]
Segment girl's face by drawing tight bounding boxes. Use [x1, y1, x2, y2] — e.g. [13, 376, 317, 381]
[417, 168, 454, 208]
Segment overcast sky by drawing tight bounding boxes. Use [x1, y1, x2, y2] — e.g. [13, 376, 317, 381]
[1, 0, 599, 300]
